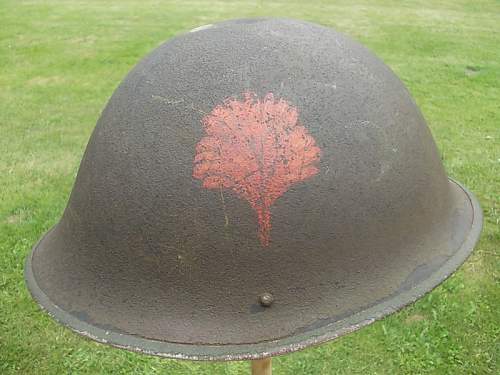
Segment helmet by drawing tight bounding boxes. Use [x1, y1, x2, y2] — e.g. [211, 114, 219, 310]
[25, 18, 482, 360]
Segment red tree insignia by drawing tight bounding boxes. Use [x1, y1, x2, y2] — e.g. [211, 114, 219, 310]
[193, 92, 321, 247]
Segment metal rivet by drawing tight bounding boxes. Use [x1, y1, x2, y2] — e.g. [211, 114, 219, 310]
[258, 293, 274, 307]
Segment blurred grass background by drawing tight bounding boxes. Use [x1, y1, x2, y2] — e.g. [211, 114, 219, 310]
[0, 0, 498, 374]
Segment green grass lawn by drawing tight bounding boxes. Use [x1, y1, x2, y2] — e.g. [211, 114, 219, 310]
[1, 0, 499, 374]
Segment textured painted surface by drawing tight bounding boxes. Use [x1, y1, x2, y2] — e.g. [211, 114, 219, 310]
[193, 92, 320, 246]
[24, 18, 482, 360]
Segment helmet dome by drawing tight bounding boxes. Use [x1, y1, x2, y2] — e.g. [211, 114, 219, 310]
[25, 18, 482, 360]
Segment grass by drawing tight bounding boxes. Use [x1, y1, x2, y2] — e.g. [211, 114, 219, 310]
[0, 0, 499, 373]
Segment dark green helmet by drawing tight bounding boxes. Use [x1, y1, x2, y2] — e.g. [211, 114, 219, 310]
[25, 18, 482, 361]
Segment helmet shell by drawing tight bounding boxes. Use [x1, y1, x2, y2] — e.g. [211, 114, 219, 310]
[25, 18, 482, 360]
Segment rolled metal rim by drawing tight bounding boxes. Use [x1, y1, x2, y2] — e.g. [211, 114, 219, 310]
[24, 178, 482, 361]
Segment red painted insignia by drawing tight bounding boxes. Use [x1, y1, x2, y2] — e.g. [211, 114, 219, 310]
[193, 92, 321, 246]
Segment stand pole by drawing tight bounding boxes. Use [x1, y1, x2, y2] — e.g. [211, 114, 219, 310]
[251, 358, 272, 375]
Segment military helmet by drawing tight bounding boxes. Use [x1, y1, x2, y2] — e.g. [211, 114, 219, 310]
[25, 18, 482, 360]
